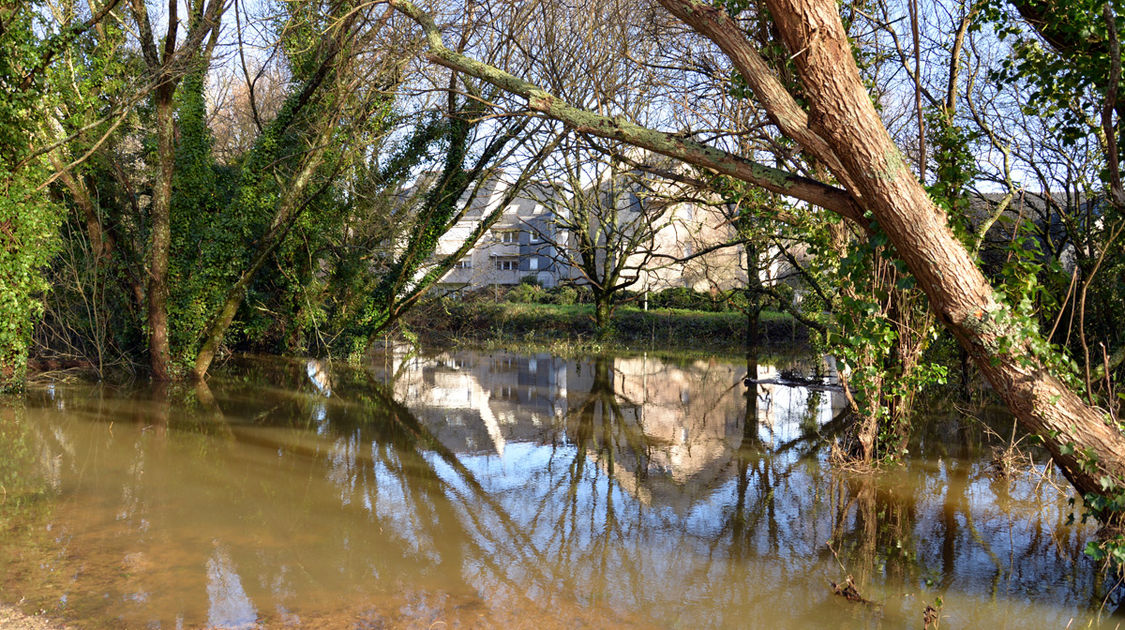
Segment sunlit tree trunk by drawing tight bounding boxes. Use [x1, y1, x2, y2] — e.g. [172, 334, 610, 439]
[764, 0, 1125, 497]
[129, 0, 222, 380]
[593, 291, 614, 341]
[147, 87, 175, 380]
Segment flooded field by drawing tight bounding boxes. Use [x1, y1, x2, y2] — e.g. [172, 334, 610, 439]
[0, 350, 1119, 628]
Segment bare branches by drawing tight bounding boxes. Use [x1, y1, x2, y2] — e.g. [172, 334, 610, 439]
[1102, 2, 1124, 210]
[655, 0, 856, 190]
[389, 0, 864, 225]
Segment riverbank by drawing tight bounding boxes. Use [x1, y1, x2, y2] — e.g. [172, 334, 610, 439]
[22, 301, 809, 384]
[408, 301, 808, 354]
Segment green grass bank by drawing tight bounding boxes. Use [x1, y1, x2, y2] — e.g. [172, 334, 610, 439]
[408, 301, 808, 354]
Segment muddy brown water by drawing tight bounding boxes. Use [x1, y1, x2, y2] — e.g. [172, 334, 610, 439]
[0, 350, 1119, 629]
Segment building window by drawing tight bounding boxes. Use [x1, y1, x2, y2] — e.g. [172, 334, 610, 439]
[497, 230, 518, 243]
[455, 259, 471, 269]
[529, 231, 540, 243]
[496, 258, 517, 271]
[529, 257, 538, 270]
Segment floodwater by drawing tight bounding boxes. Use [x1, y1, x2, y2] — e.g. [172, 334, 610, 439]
[0, 349, 1119, 629]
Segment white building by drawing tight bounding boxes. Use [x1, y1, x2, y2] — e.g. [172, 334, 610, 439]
[417, 166, 748, 295]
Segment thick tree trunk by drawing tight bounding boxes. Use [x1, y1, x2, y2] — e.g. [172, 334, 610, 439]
[129, 0, 223, 381]
[147, 89, 175, 381]
[766, 0, 1125, 498]
[593, 295, 613, 341]
[746, 306, 761, 349]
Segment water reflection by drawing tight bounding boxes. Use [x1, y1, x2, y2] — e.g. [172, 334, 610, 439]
[206, 545, 257, 629]
[0, 350, 1118, 629]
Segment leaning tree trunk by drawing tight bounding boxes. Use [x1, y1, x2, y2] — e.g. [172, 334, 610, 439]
[766, 0, 1125, 499]
[192, 147, 326, 380]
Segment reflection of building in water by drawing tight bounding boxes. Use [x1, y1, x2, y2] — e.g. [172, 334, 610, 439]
[373, 351, 574, 456]
[611, 356, 743, 484]
[372, 350, 844, 511]
[752, 361, 848, 445]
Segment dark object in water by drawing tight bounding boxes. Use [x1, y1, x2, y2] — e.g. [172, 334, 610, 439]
[743, 373, 843, 392]
[830, 576, 869, 604]
[923, 603, 940, 629]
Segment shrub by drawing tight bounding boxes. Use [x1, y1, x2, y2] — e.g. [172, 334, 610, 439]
[506, 281, 546, 304]
[541, 286, 574, 305]
[648, 287, 725, 312]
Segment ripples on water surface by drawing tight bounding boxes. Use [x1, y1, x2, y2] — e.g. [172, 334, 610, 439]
[0, 350, 1120, 628]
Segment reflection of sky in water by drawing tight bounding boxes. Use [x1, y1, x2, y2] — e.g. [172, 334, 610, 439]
[9, 352, 1114, 630]
[314, 402, 329, 435]
[365, 351, 1101, 623]
[306, 359, 332, 397]
[753, 364, 845, 447]
[328, 430, 361, 504]
[206, 545, 258, 629]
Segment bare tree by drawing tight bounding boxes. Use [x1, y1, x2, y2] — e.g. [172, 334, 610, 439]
[207, 64, 289, 165]
[536, 140, 678, 337]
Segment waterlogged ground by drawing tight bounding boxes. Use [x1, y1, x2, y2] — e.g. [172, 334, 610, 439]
[0, 350, 1120, 629]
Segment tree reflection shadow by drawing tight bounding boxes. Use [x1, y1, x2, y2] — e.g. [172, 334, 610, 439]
[6, 354, 1125, 628]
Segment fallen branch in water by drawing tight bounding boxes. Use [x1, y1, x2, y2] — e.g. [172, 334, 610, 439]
[743, 377, 843, 392]
[923, 599, 942, 629]
[829, 576, 871, 604]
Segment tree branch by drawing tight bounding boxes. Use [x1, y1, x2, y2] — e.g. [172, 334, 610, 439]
[388, 0, 865, 225]
[655, 0, 857, 191]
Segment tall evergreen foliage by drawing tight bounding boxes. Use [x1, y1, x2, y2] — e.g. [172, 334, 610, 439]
[0, 5, 66, 392]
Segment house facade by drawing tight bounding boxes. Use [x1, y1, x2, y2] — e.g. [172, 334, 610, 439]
[433, 180, 571, 290]
[424, 168, 747, 295]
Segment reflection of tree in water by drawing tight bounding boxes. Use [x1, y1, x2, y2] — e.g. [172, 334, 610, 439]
[730, 350, 772, 553]
[556, 356, 647, 607]
[0, 402, 54, 508]
[829, 474, 920, 591]
[9, 356, 1125, 628]
[341, 368, 570, 610]
[723, 350, 843, 559]
[0, 400, 62, 601]
[3, 365, 559, 626]
[362, 356, 654, 615]
[566, 356, 649, 497]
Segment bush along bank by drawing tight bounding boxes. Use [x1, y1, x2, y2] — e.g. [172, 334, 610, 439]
[408, 298, 807, 353]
